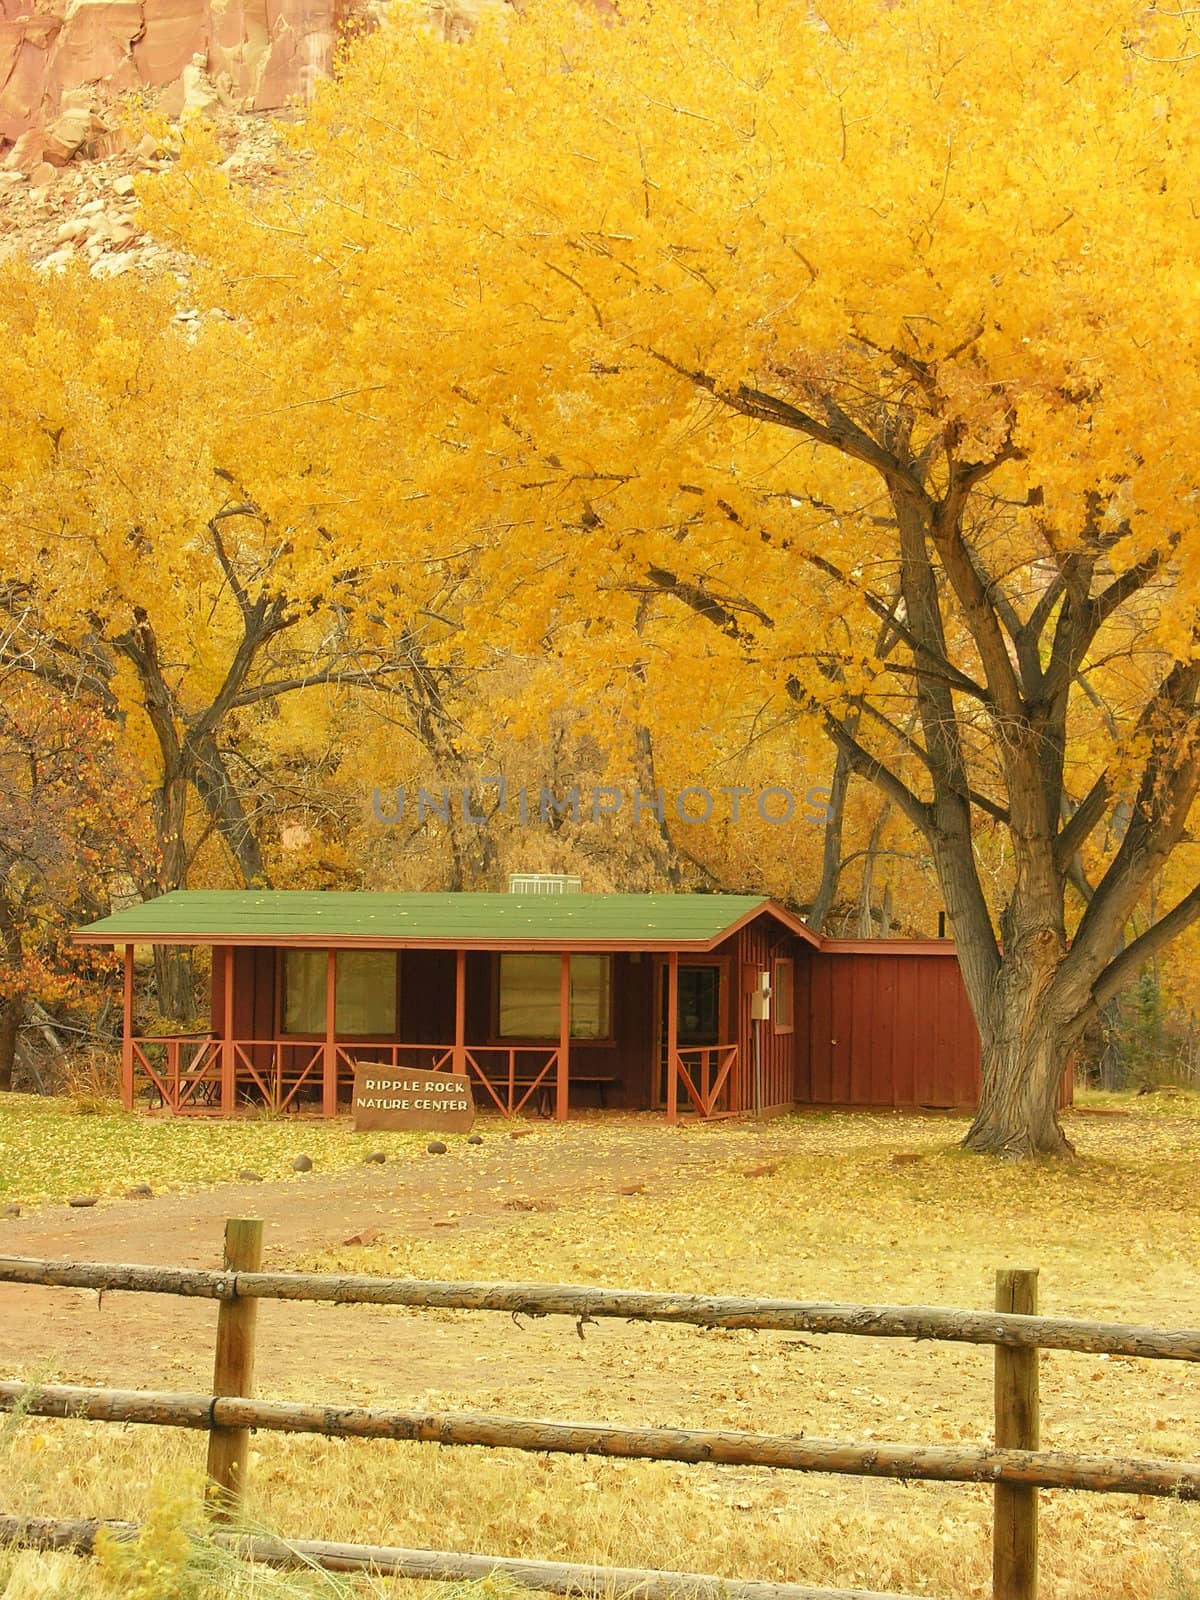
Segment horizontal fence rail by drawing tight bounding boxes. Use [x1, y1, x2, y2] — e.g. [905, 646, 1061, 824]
[3, 1254, 1199, 1361]
[0, 1516, 928, 1600]
[1, 1225, 1197, 1600]
[2, 1382, 1197, 1499]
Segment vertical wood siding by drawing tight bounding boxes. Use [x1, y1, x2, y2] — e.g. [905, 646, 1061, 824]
[208, 947, 279, 1078]
[721, 917, 799, 1113]
[805, 950, 981, 1108]
[206, 926, 1022, 1117]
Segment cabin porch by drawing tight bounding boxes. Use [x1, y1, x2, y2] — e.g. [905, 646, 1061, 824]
[118, 943, 751, 1122]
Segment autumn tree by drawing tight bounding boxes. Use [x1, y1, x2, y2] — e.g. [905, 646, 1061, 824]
[0, 266, 497, 1016]
[137, 0, 1200, 1152]
[0, 680, 145, 1089]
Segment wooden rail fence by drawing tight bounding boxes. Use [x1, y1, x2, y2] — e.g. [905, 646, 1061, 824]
[0, 1222, 1197, 1600]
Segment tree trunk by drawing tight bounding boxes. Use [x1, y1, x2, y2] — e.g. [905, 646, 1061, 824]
[1097, 996, 1127, 1089]
[455, 784, 500, 889]
[152, 946, 195, 1024]
[0, 996, 20, 1091]
[0, 892, 23, 1092]
[808, 747, 852, 933]
[878, 880, 893, 939]
[964, 1001, 1079, 1157]
[151, 773, 195, 1022]
[1073, 1000, 1124, 1089]
[188, 731, 272, 888]
[855, 798, 893, 938]
[436, 768, 500, 890]
[633, 725, 683, 887]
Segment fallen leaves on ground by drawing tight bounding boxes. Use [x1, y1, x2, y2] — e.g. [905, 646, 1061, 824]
[0, 1094, 429, 1206]
[2, 1097, 1199, 1598]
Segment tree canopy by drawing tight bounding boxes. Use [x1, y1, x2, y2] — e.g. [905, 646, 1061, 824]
[133, 0, 1200, 1151]
[4, 0, 1200, 1146]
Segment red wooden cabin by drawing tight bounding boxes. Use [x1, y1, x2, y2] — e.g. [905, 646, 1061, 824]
[72, 891, 983, 1120]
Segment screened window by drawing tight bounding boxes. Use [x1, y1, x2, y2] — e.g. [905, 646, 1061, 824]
[498, 954, 612, 1040]
[282, 950, 398, 1036]
[772, 958, 794, 1034]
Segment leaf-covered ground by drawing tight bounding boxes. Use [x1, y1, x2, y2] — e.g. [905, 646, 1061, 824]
[0, 1094, 429, 1207]
[3, 1085, 1193, 1211]
[1, 1096, 1198, 1599]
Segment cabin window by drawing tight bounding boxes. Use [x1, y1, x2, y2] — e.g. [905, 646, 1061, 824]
[497, 954, 612, 1040]
[676, 964, 721, 1045]
[282, 950, 398, 1036]
[772, 957, 794, 1034]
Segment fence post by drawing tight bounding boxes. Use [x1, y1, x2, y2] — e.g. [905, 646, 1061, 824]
[206, 1217, 263, 1520]
[993, 1267, 1040, 1600]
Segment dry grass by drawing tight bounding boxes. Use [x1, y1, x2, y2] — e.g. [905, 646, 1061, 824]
[2, 1103, 1199, 1599]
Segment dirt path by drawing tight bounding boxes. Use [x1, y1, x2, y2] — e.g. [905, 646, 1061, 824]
[0, 1123, 781, 1408]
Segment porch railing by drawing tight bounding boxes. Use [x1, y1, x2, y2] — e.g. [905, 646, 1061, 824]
[463, 1046, 561, 1118]
[128, 1037, 563, 1118]
[130, 1035, 222, 1114]
[130, 1036, 730, 1119]
[341, 1044, 561, 1119]
[334, 1044, 455, 1085]
[238, 1042, 325, 1114]
[671, 1042, 739, 1118]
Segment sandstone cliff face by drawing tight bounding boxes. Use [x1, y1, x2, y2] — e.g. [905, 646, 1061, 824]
[0, 0, 353, 152]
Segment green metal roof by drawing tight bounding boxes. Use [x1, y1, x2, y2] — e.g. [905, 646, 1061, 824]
[72, 890, 811, 950]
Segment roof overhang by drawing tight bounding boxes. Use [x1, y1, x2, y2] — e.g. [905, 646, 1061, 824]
[73, 932, 798, 952]
[70, 892, 960, 956]
[70, 891, 824, 952]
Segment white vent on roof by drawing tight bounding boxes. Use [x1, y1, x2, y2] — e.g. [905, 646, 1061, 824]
[508, 873, 583, 895]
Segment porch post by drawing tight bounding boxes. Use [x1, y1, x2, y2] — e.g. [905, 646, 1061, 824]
[323, 949, 338, 1118]
[556, 950, 570, 1122]
[121, 943, 135, 1111]
[666, 949, 679, 1125]
[454, 948, 466, 1076]
[220, 944, 235, 1116]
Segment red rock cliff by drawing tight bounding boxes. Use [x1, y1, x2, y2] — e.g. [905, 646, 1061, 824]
[0, 0, 359, 150]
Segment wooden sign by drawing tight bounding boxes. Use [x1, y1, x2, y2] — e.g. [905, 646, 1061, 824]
[351, 1064, 476, 1133]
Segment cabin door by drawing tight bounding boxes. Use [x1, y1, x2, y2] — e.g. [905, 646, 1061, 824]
[654, 959, 726, 1107]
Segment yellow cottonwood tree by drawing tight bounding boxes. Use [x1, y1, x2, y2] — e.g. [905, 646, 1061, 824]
[141, 0, 1200, 1152]
[0, 264, 498, 1015]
